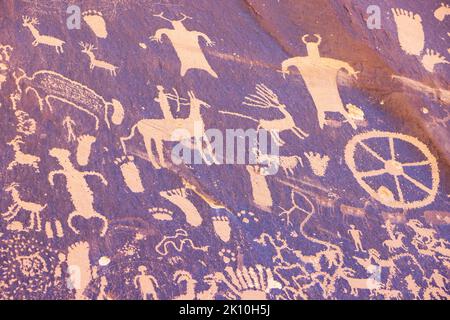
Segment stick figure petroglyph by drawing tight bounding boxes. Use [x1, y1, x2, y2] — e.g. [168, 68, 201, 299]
[48, 148, 108, 236]
[150, 12, 218, 78]
[281, 34, 358, 129]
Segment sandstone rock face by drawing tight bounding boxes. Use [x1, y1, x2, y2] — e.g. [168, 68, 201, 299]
[0, 0, 448, 300]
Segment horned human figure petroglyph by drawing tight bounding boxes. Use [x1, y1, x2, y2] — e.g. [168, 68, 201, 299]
[14, 69, 124, 130]
[2, 183, 47, 232]
[120, 90, 217, 169]
[281, 34, 358, 129]
[48, 148, 108, 236]
[22, 16, 65, 54]
[150, 12, 218, 78]
[79, 42, 118, 76]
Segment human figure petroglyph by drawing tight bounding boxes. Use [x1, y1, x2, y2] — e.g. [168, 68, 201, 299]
[79, 42, 118, 76]
[121, 90, 216, 169]
[154, 85, 187, 119]
[134, 266, 159, 300]
[7, 136, 40, 171]
[62, 116, 77, 142]
[14, 69, 124, 130]
[22, 16, 65, 54]
[391, 9, 425, 56]
[82, 10, 108, 38]
[348, 225, 365, 252]
[345, 131, 440, 209]
[220, 84, 308, 146]
[405, 274, 421, 299]
[155, 229, 209, 256]
[150, 12, 218, 78]
[304, 152, 329, 177]
[48, 148, 108, 236]
[2, 183, 46, 232]
[281, 34, 358, 129]
[407, 219, 450, 260]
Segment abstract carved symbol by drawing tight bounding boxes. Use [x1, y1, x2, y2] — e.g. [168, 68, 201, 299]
[150, 12, 218, 78]
[345, 131, 439, 209]
[22, 16, 65, 54]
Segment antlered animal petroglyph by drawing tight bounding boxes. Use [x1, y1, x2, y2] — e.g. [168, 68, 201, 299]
[80, 42, 118, 76]
[22, 16, 65, 54]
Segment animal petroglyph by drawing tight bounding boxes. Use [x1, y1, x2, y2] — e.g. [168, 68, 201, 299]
[121, 90, 215, 169]
[391, 9, 425, 56]
[7, 136, 40, 171]
[382, 220, 407, 253]
[281, 34, 358, 129]
[2, 183, 47, 232]
[48, 148, 109, 236]
[155, 229, 209, 256]
[345, 131, 439, 209]
[220, 84, 308, 146]
[150, 12, 218, 78]
[421, 49, 449, 73]
[82, 10, 108, 38]
[14, 69, 124, 130]
[22, 16, 65, 54]
[80, 42, 118, 76]
[304, 152, 329, 177]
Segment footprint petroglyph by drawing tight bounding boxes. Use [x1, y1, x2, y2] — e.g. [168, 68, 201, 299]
[391, 9, 425, 56]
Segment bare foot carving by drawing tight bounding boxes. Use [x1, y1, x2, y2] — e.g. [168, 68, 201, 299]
[82, 10, 108, 38]
[148, 207, 174, 221]
[434, 3, 450, 21]
[160, 188, 203, 227]
[391, 9, 425, 56]
[76, 134, 96, 166]
[421, 49, 449, 73]
[114, 156, 144, 193]
[212, 215, 231, 242]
